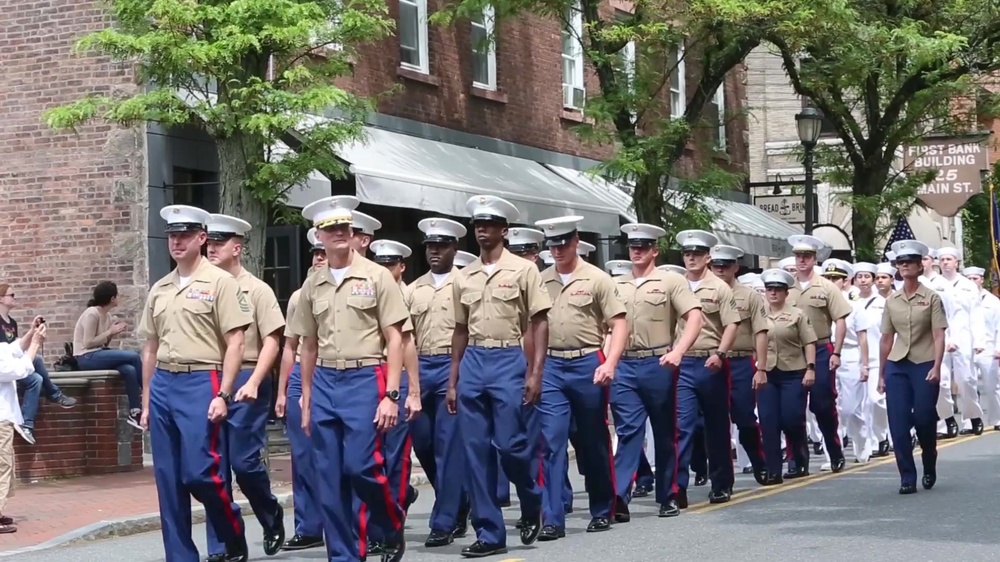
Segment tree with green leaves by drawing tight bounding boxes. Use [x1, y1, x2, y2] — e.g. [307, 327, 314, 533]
[437, 0, 807, 240]
[44, 0, 393, 274]
[767, 2, 1000, 260]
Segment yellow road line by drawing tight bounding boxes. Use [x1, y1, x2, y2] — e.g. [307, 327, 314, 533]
[686, 433, 982, 515]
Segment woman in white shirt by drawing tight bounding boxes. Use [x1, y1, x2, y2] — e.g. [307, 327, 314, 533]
[72, 282, 143, 430]
[0, 322, 46, 534]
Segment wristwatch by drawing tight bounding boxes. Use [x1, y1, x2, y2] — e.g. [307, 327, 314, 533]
[216, 390, 233, 404]
[806, 363, 816, 371]
[715, 350, 729, 360]
[386, 389, 401, 402]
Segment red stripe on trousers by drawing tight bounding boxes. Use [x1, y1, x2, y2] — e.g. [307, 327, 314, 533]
[671, 367, 680, 495]
[722, 358, 735, 482]
[827, 343, 843, 448]
[598, 351, 618, 514]
[358, 503, 368, 558]
[399, 434, 413, 511]
[374, 364, 403, 531]
[208, 370, 242, 535]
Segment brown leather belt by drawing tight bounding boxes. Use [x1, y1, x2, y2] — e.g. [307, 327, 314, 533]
[816, 337, 831, 345]
[470, 338, 521, 349]
[317, 358, 383, 370]
[547, 347, 600, 359]
[684, 350, 713, 358]
[729, 351, 755, 358]
[156, 362, 222, 373]
[623, 346, 670, 358]
[418, 347, 452, 356]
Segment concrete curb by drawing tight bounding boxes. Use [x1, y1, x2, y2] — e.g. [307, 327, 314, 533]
[1, 470, 435, 558]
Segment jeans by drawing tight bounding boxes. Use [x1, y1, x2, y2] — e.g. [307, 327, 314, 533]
[76, 349, 143, 410]
[16, 356, 65, 429]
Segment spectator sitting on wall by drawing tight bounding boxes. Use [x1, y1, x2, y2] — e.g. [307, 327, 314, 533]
[0, 321, 46, 534]
[72, 281, 143, 431]
[0, 284, 78, 445]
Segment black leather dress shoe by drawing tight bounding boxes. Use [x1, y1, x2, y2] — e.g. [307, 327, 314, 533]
[945, 417, 959, 438]
[783, 467, 809, 479]
[677, 488, 689, 509]
[813, 442, 824, 455]
[537, 525, 564, 541]
[225, 533, 249, 562]
[205, 555, 226, 562]
[586, 517, 611, 532]
[404, 486, 419, 512]
[633, 482, 653, 497]
[658, 500, 680, 517]
[831, 456, 846, 474]
[424, 530, 453, 547]
[282, 534, 324, 551]
[513, 516, 526, 529]
[763, 474, 783, 486]
[519, 513, 542, 545]
[922, 472, 937, 490]
[753, 467, 768, 485]
[973, 418, 984, 435]
[381, 532, 406, 562]
[899, 483, 917, 495]
[876, 440, 890, 457]
[453, 514, 469, 539]
[461, 540, 508, 558]
[613, 499, 630, 523]
[694, 474, 708, 486]
[367, 539, 384, 556]
[708, 488, 732, 504]
[742, 466, 754, 474]
[263, 504, 285, 556]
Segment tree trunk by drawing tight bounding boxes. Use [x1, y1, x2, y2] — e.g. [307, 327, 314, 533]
[217, 133, 268, 277]
[851, 167, 890, 261]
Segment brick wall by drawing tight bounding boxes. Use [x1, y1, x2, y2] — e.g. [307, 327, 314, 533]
[0, 0, 149, 349]
[14, 374, 144, 481]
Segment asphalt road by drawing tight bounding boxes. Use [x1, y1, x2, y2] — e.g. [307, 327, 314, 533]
[12, 433, 1000, 561]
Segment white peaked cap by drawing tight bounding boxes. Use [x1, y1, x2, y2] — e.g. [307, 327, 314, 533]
[303, 196, 358, 229]
[778, 256, 796, 270]
[161, 205, 210, 232]
[540, 250, 554, 265]
[370, 239, 412, 263]
[467, 195, 519, 223]
[454, 250, 477, 269]
[658, 264, 687, 276]
[761, 268, 795, 287]
[207, 214, 252, 239]
[676, 230, 718, 250]
[577, 241, 596, 256]
[352, 211, 382, 236]
[788, 234, 826, 254]
[605, 260, 633, 276]
[418, 217, 467, 242]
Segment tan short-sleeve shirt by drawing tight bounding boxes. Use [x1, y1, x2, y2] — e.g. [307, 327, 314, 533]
[407, 269, 461, 351]
[453, 249, 552, 341]
[138, 258, 253, 364]
[236, 268, 285, 363]
[788, 276, 852, 340]
[541, 259, 626, 349]
[284, 289, 302, 338]
[289, 251, 410, 362]
[881, 285, 948, 364]
[766, 304, 817, 371]
[678, 272, 741, 351]
[615, 270, 700, 350]
[731, 283, 769, 351]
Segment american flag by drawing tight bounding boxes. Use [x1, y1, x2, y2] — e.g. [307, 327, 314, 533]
[881, 217, 915, 262]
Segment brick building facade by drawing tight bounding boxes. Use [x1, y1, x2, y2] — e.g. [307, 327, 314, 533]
[3, 0, 752, 348]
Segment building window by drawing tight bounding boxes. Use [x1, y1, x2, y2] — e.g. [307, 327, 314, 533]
[263, 225, 301, 313]
[800, 97, 838, 137]
[399, 0, 428, 73]
[668, 43, 685, 118]
[471, 5, 497, 90]
[561, 1, 585, 110]
[709, 86, 726, 149]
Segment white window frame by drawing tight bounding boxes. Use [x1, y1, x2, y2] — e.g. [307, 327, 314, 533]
[399, 0, 429, 74]
[669, 43, 686, 118]
[471, 5, 497, 90]
[713, 86, 726, 149]
[561, 1, 585, 110]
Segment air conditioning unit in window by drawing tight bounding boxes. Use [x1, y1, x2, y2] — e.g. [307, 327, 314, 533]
[563, 84, 585, 109]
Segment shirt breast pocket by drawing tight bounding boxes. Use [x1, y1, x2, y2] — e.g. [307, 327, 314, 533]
[182, 299, 213, 315]
[460, 291, 483, 323]
[641, 294, 667, 321]
[701, 298, 720, 316]
[152, 298, 170, 333]
[490, 288, 520, 319]
[345, 297, 378, 329]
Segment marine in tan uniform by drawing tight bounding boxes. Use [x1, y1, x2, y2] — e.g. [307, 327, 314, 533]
[203, 213, 286, 558]
[758, 268, 817, 483]
[506, 227, 545, 267]
[785, 234, 853, 473]
[532, 215, 626, 538]
[139, 205, 252, 561]
[449, 196, 550, 556]
[610, 223, 703, 519]
[275, 227, 326, 552]
[879, 239, 947, 494]
[674, 230, 741, 505]
[289, 196, 406, 562]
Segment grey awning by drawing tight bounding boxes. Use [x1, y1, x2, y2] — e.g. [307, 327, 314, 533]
[335, 127, 622, 235]
[547, 165, 801, 258]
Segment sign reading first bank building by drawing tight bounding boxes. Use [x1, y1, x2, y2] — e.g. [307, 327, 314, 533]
[903, 136, 990, 217]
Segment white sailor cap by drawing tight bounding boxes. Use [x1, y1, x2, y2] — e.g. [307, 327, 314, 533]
[853, 262, 877, 276]
[621, 223, 666, 247]
[306, 227, 324, 252]
[761, 268, 795, 288]
[890, 239, 930, 262]
[351, 211, 382, 236]
[737, 272, 759, 286]
[302, 196, 358, 229]
[927, 248, 938, 259]
[676, 230, 718, 252]
[506, 227, 545, 252]
[466, 195, 519, 223]
[207, 213, 252, 241]
[539, 250, 554, 265]
[577, 241, 596, 256]
[821, 259, 853, 279]
[884, 250, 897, 263]
[964, 266, 986, 277]
[777, 256, 796, 271]
[875, 263, 896, 277]
[454, 250, 477, 269]
[788, 234, 826, 254]
[370, 239, 412, 264]
[710, 244, 744, 265]
[657, 264, 687, 276]
[161, 205, 210, 233]
[536, 216, 584, 247]
[418, 217, 467, 244]
[937, 246, 962, 260]
[605, 260, 633, 277]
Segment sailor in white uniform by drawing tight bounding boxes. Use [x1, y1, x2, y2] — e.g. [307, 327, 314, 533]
[964, 266, 1000, 429]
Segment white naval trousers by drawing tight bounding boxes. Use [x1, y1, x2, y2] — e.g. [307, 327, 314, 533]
[974, 350, 1000, 426]
[940, 347, 983, 429]
[865, 363, 889, 446]
[839, 347, 872, 461]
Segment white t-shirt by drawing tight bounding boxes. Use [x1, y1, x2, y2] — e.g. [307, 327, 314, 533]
[178, 275, 192, 288]
[431, 272, 449, 287]
[559, 273, 572, 285]
[483, 264, 496, 276]
[330, 266, 348, 285]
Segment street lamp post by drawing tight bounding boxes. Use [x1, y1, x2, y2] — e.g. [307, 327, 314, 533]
[796, 108, 824, 235]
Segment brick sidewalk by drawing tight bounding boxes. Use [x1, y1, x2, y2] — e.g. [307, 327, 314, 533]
[0, 456, 298, 552]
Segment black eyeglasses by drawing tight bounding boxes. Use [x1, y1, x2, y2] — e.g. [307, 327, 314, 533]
[2, 293, 13, 298]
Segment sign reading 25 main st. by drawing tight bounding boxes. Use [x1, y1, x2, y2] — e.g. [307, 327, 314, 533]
[903, 136, 989, 217]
